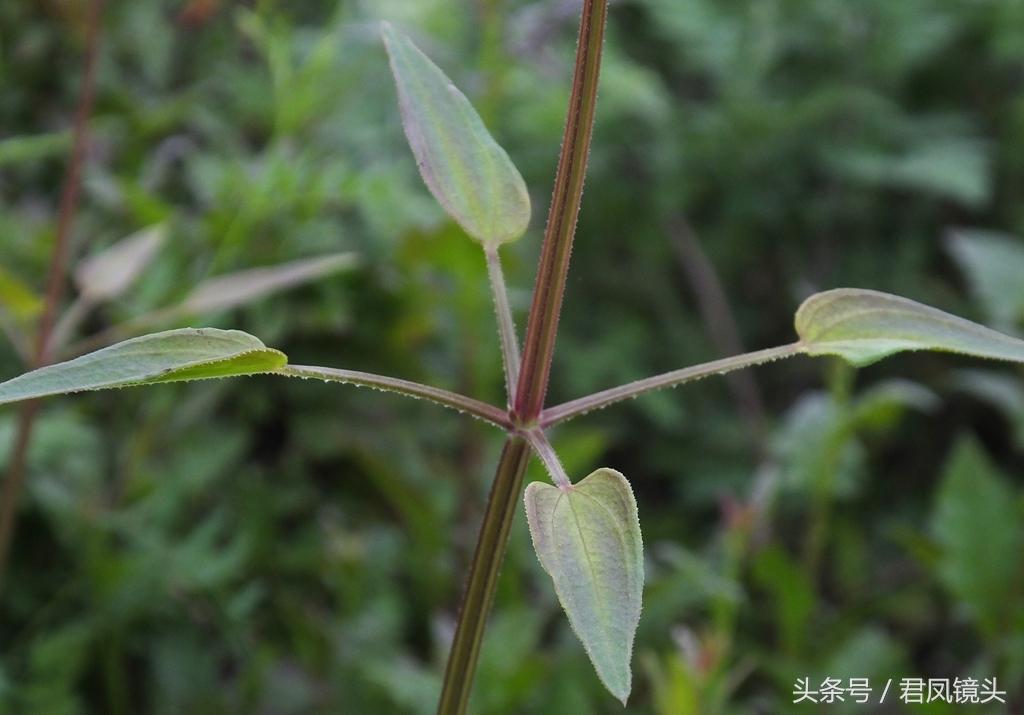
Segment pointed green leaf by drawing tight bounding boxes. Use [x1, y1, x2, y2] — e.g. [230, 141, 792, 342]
[0, 329, 286, 406]
[795, 288, 1024, 367]
[524, 468, 644, 705]
[381, 23, 530, 246]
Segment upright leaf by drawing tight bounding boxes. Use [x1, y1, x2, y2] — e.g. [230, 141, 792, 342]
[524, 468, 644, 704]
[945, 228, 1024, 328]
[74, 224, 167, 302]
[381, 23, 530, 246]
[0, 329, 286, 406]
[931, 437, 1023, 637]
[796, 288, 1024, 366]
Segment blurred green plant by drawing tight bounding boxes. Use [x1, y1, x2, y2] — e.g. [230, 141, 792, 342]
[3, 1, 1024, 713]
[5, 3, 1024, 713]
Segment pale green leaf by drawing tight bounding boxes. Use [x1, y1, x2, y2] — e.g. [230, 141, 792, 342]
[795, 288, 1024, 366]
[0, 329, 286, 406]
[945, 228, 1024, 328]
[524, 468, 643, 705]
[74, 224, 167, 302]
[179, 252, 358, 315]
[382, 23, 530, 246]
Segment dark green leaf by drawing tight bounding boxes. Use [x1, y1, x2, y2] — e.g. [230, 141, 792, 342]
[931, 437, 1023, 637]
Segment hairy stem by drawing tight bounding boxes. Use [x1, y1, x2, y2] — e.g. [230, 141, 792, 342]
[524, 428, 571, 489]
[438, 2, 609, 712]
[0, 0, 104, 591]
[484, 246, 521, 405]
[437, 435, 531, 715]
[513, 0, 609, 421]
[276, 365, 511, 429]
[541, 343, 804, 427]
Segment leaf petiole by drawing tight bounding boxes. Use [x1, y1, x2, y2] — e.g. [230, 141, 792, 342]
[523, 427, 572, 489]
[277, 364, 512, 429]
[541, 343, 804, 427]
[484, 246, 521, 405]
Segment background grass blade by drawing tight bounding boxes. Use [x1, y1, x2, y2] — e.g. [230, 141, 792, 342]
[180, 253, 358, 315]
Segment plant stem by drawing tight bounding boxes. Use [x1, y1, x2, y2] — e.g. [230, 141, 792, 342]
[541, 343, 804, 427]
[276, 365, 512, 429]
[484, 246, 520, 404]
[524, 428, 571, 489]
[513, 0, 609, 422]
[437, 3, 609, 711]
[437, 435, 531, 715]
[0, 0, 104, 592]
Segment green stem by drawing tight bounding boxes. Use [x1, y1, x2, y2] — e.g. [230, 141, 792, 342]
[484, 246, 521, 405]
[437, 435, 531, 715]
[513, 0, 609, 422]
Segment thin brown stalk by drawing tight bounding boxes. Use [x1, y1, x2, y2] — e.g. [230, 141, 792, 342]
[0, 0, 105, 591]
[669, 217, 768, 452]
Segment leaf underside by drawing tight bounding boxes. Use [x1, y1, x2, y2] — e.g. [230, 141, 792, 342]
[796, 288, 1024, 366]
[524, 468, 644, 705]
[381, 22, 530, 246]
[0, 328, 286, 406]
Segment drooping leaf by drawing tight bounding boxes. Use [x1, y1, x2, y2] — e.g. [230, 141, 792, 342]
[0, 329, 286, 406]
[931, 437, 1024, 637]
[524, 468, 643, 705]
[381, 23, 530, 246]
[945, 228, 1024, 328]
[179, 252, 358, 315]
[795, 288, 1024, 366]
[74, 224, 167, 302]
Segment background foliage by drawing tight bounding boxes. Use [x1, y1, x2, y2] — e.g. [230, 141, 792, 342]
[2, 0, 1023, 712]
